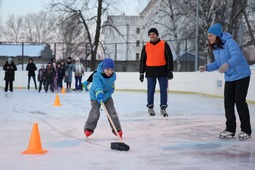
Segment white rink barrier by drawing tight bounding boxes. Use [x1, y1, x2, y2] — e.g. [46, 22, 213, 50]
[0, 70, 254, 102]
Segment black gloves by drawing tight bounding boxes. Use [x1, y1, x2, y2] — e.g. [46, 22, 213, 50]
[168, 72, 173, 80]
[139, 73, 144, 82]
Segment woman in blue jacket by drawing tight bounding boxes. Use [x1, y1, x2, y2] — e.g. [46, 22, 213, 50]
[199, 23, 251, 140]
[84, 58, 123, 138]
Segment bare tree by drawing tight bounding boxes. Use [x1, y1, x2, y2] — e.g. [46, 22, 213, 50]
[48, 0, 113, 70]
[23, 11, 56, 43]
[2, 15, 23, 43]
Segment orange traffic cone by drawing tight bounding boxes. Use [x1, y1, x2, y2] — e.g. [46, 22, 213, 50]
[61, 87, 65, 94]
[23, 123, 47, 154]
[53, 94, 62, 106]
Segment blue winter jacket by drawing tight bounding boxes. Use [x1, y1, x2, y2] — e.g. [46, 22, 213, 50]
[89, 62, 116, 102]
[206, 32, 251, 82]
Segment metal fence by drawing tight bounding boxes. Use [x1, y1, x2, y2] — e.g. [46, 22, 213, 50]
[0, 37, 207, 72]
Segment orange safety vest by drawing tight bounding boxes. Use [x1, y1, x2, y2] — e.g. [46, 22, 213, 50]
[145, 40, 166, 66]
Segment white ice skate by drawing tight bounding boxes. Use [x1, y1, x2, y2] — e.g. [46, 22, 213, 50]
[238, 131, 251, 140]
[219, 130, 235, 139]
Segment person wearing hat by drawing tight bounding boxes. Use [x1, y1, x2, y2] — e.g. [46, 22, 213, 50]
[199, 23, 252, 140]
[139, 28, 174, 117]
[44, 61, 56, 93]
[84, 58, 123, 139]
[3, 57, 17, 92]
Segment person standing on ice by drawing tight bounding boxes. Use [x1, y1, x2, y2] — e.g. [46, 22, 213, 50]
[64, 57, 73, 92]
[139, 28, 174, 117]
[26, 58, 37, 90]
[84, 58, 123, 138]
[199, 23, 252, 140]
[73, 57, 85, 92]
[37, 64, 46, 93]
[3, 57, 17, 92]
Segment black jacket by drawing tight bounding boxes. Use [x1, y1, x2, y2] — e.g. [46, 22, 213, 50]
[139, 39, 174, 78]
[26, 63, 37, 76]
[3, 61, 17, 81]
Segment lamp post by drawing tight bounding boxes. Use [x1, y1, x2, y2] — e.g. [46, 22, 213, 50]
[195, 0, 199, 71]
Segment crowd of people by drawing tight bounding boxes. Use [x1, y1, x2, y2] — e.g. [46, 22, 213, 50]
[3, 56, 85, 93]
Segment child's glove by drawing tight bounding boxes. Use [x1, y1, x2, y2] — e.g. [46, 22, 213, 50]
[97, 93, 104, 104]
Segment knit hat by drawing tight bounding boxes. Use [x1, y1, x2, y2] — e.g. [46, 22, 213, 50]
[102, 58, 115, 69]
[208, 23, 223, 37]
[8, 57, 12, 61]
[148, 28, 159, 36]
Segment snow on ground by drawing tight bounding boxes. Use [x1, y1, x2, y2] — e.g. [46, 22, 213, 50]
[0, 90, 255, 170]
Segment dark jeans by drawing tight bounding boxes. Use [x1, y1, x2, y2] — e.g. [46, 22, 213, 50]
[75, 76, 82, 90]
[5, 81, 13, 92]
[38, 80, 45, 92]
[224, 76, 251, 135]
[45, 81, 54, 93]
[147, 76, 168, 108]
[28, 76, 37, 87]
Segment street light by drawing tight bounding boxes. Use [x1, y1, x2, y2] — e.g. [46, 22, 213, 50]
[195, 0, 199, 71]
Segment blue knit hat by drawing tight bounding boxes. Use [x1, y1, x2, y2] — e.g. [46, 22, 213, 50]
[8, 57, 12, 61]
[208, 23, 223, 37]
[102, 58, 115, 69]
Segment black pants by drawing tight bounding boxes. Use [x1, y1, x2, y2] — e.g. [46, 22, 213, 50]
[5, 81, 13, 92]
[224, 76, 251, 135]
[28, 76, 37, 87]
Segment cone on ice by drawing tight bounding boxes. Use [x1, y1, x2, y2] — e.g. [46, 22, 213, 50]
[23, 123, 47, 154]
[53, 94, 62, 106]
[61, 88, 65, 94]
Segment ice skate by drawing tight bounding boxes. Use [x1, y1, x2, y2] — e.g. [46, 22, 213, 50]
[238, 131, 251, 140]
[219, 130, 235, 139]
[148, 108, 155, 116]
[112, 130, 123, 139]
[84, 129, 93, 138]
[160, 108, 168, 117]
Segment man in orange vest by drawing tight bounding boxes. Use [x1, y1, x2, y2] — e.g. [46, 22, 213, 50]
[139, 28, 174, 117]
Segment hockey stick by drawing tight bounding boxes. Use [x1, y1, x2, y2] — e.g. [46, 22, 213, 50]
[102, 103, 130, 151]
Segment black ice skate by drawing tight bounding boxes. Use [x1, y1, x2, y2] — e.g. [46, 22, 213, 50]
[160, 108, 168, 117]
[238, 131, 251, 140]
[219, 130, 235, 139]
[148, 108, 155, 116]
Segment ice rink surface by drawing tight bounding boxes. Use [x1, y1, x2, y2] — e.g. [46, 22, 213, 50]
[1, 89, 254, 170]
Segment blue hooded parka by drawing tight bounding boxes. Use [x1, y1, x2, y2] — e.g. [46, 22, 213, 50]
[89, 62, 116, 102]
[206, 32, 251, 82]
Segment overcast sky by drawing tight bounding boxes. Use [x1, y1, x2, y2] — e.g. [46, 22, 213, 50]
[1, 0, 149, 24]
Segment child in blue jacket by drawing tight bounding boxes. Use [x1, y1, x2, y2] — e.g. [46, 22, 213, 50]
[84, 58, 123, 138]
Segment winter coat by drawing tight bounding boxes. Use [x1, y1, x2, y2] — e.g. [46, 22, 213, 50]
[73, 63, 85, 77]
[45, 66, 56, 83]
[89, 62, 116, 102]
[206, 32, 251, 82]
[37, 68, 46, 81]
[3, 62, 17, 81]
[64, 63, 73, 83]
[57, 67, 65, 82]
[26, 63, 37, 77]
[140, 39, 174, 78]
